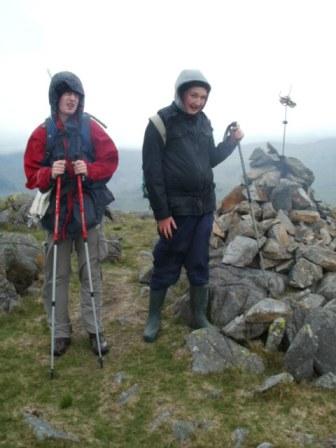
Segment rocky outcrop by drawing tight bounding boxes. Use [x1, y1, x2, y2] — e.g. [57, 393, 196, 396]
[0, 232, 43, 311]
[184, 144, 336, 381]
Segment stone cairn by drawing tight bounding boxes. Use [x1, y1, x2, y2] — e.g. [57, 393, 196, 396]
[202, 142, 336, 381]
[173, 143, 336, 381]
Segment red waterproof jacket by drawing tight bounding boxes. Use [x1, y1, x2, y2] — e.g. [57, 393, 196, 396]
[24, 117, 119, 238]
[24, 118, 118, 191]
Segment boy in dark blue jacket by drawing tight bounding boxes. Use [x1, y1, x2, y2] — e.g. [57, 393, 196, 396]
[142, 69, 244, 342]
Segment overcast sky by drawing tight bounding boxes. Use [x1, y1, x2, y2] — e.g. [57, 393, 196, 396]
[1, 0, 336, 151]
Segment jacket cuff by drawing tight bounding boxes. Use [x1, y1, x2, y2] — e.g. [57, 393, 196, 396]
[153, 208, 171, 221]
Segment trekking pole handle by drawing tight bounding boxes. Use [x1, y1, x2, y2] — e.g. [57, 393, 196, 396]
[224, 121, 241, 143]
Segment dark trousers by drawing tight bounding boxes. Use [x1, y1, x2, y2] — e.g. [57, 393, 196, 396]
[150, 213, 214, 290]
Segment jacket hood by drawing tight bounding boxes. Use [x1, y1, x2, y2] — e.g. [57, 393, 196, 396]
[48, 71, 85, 120]
[174, 69, 211, 111]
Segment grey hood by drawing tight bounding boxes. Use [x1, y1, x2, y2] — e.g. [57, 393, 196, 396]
[174, 69, 211, 111]
[48, 71, 85, 120]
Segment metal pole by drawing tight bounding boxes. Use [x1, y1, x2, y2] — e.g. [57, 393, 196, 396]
[77, 174, 104, 368]
[279, 93, 296, 157]
[50, 175, 61, 379]
[281, 104, 288, 157]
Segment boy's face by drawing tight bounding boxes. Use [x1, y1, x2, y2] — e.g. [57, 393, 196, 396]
[58, 91, 80, 119]
[182, 86, 208, 115]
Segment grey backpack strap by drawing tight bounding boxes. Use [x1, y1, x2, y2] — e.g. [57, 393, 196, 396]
[149, 114, 166, 145]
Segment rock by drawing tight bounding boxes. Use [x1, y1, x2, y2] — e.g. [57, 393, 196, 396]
[262, 238, 292, 261]
[286, 157, 314, 187]
[148, 410, 172, 432]
[210, 284, 264, 328]
[104, 236, 122, 262]
[317, 273, 336, 301]
[265, 317, 286, 351]
[231, 427, 249, 448]
[276, 209, 296, 235]
[268, 222, 290, 246]
[300, 293, 325, 309]
[222, 235, 263, 267]
[313, 372, 336, 389]
[255, 372, 294, 393]
[116, 384, 140, 405]
[285, 304, 311, 346]
[245, 298, 291, 324]
[185, 327, 265, 375]
[284, 324, 318, 381]
[289, 210, 321, 224]
[218, 186, 245, 214]
[292, 187, 315, 210]
[172, 420, 195, 442]
[222, 314, 266, 342]
[262, 202, 277, 219]
[250, 147, 280, 167]
[271, 179, 297, 211]
[324, 298, 336, 313]
[289, 258, 323, 289]
[22, 411, 79, 442]
[0, 270, 20, 312]
[302, 245, 336, 271]
[306, 309, 336, 375]
[235, 200, 262, 219]
[0, 232, 42, 294]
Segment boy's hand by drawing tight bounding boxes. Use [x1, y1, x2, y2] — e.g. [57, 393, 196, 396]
[157, 217, 177, 239]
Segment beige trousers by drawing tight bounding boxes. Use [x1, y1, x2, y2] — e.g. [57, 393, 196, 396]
[43, 227, 103, 338]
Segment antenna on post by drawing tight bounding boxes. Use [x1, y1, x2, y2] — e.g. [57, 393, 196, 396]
[279, 88, 296, 156]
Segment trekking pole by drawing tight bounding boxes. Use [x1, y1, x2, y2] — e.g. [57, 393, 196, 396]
[50, 174, 62, 379]
[225, 122, 270, 291]
[76, 173, 104, 368]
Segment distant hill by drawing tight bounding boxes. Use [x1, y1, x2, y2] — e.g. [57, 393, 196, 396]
[1, 138, 335, 210]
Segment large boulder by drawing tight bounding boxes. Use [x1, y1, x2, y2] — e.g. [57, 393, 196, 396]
[0, 232, 43, 294]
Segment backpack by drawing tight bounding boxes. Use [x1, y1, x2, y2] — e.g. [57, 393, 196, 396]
[149, 113, 166, 144]
[40, 113, 114, 236]
[43, 112, 107, 163]
[142, 113, 167, 199]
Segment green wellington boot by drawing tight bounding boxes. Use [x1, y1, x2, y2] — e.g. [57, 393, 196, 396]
[190, 284, 212, 329]
[143, 289, 167, 343]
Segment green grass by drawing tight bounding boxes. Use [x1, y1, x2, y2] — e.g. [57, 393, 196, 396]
[1, 213, 336, 447]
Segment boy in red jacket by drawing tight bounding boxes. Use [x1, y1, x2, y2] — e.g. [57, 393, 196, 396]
[24, 71, 118, 356]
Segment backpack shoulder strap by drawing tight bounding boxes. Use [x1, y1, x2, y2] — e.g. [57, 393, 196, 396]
[80, 113, 92, 146]
[149, 113, 166, 145]
[41, 117, 59, 165]
[44, 117, 57, 151]
[84, 112, 107, 129]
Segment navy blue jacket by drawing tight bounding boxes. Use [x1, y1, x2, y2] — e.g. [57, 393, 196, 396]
[142, 102, 237, 220]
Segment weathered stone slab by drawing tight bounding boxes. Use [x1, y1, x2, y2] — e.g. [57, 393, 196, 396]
[245, 298, 291, 323]
[284, 324, 318, 381]
[302, 246, 336, 271]
[186, 327, 265, 375]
